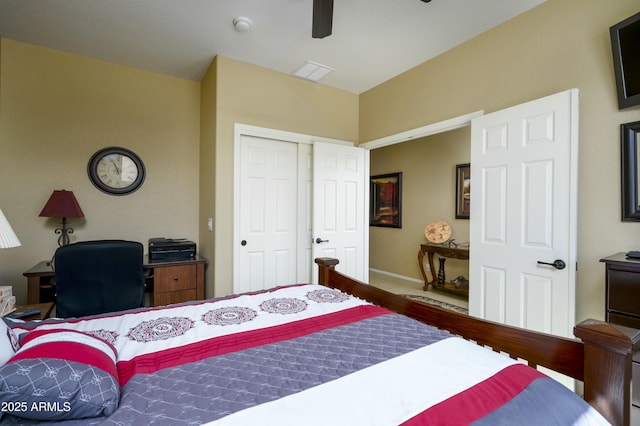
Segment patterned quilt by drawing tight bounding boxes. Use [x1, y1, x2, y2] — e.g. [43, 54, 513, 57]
[0, 284, 610, 425]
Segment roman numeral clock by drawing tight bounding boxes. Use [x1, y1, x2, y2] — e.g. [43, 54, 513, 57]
[87, 147, 146, 195]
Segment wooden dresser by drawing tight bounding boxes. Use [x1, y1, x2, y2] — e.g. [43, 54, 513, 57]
[601, 253, 640, 420]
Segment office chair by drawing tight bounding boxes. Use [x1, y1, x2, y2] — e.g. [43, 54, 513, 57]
[54, 240, 145, 318]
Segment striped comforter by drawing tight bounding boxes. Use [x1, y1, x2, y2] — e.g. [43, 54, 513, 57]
[2, 284, 609, 425]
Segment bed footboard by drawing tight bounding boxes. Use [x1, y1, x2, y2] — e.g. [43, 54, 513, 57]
[575, 319, 640, 425]
[315, 258, 640, 426]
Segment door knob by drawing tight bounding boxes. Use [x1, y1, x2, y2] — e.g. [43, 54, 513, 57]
[241, 240, 247, 246]
[315, 238, 329, 244]
[537, 259, 566, 270]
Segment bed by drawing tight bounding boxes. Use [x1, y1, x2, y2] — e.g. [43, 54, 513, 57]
[0, 257, 637, 425]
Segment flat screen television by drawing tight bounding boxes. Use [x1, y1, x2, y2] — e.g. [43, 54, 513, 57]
[610, 11, 640, 109]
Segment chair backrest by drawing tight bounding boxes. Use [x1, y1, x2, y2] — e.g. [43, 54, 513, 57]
[54, 240, 144, 318]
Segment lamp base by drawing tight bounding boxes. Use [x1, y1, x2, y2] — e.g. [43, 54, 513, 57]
[54, 217, 73, 246]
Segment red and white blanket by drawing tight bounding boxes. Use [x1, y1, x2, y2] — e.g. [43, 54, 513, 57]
[2, 284, 609, 425]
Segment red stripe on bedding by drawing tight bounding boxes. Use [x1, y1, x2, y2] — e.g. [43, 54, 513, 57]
[117, 304, 390, 385]
[401, 364, 546, 425]
[11, 341, 118, 377]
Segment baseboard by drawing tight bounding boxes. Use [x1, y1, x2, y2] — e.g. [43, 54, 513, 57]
[369, 268, 423, 285]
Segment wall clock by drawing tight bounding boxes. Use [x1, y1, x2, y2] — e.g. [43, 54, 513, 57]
[88, 147, 146, 195]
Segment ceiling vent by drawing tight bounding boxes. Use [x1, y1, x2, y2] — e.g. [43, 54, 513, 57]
[291, 61, 334, 82]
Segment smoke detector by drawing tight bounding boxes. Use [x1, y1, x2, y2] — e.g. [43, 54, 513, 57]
[233, 17, 252, 32]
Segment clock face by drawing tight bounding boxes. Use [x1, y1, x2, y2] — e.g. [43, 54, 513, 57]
[88, 147, 145, 195]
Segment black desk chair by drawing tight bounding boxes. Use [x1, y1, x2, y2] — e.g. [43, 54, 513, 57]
[54, 240, 145, 318]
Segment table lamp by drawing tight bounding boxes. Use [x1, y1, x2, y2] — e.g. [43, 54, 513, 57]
[39, 190, 84, 246]
[0, 208, 20, 315]
[0, 208, 21, 249]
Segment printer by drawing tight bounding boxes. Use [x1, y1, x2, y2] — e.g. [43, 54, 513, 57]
[148, 238, 196, 262]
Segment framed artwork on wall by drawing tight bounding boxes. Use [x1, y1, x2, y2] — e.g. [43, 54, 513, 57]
[456, 163, 471, 219]
[621, 121, 640, 221]
[370, 172, 402, 228]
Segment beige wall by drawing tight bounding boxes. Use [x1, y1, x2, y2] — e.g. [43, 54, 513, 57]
[3, 0, 640, 325]
[204, 57, 359, 297]
[0, 39, 201, 304]
[370, 127, 470, 282]
[0, 41, 358, 303]
[361, 0, 640, 322]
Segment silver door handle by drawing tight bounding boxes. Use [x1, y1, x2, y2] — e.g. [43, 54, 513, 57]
[537, 259, 566, 270]
[315, 238, 329, 244]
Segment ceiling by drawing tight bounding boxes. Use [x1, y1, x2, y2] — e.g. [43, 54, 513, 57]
[0, 0, 546, 94]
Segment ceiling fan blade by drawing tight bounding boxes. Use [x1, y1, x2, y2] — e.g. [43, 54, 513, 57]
[312, 0, 333, 39]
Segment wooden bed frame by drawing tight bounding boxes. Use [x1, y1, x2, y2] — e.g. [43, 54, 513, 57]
[316, 258, 640, 426]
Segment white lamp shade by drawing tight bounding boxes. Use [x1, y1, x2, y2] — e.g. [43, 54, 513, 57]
[0, 208, 21, 249]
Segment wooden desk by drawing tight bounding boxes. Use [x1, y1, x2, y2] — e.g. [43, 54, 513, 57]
[23, 261, 55, 305]
[6, 302, 55, 321]
[23, 256, 206, 306]
[418, 243, 469, 296]
[144, 256, 206, 306]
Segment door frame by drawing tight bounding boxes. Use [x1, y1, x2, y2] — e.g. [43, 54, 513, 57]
[233, 123, 353, 288]
[359, 111, 483, 150]
[234, 112, 482, 288]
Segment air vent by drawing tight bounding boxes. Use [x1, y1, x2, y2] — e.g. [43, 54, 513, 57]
[291, 61, 334, 82]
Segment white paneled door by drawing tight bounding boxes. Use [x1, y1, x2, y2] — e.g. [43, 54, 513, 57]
[236, 130, 367, 293]
[237, 135, 299, 294]
[312, 142, 368, 283]
[469, 89, 579, 340]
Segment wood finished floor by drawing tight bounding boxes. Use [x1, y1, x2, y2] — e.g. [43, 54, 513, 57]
[368, 270, 469, 310]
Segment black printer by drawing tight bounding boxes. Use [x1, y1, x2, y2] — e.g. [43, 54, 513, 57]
[148, 238, 196, 262]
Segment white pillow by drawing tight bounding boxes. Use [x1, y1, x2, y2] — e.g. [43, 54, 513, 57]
[0, 319, 18, 365]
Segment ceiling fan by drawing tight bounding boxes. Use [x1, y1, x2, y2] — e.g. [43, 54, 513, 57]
[312, 0, 333, 39]
[312, 0, 431, 39]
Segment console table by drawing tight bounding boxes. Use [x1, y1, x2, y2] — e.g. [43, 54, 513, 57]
[23, 256, 206, 306]
[418, 243, 469, 296]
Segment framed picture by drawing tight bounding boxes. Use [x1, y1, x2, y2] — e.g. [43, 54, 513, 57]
[370, 172, 402, 228]
[621, 121, 640, 221]
[455, 163, 471, 219]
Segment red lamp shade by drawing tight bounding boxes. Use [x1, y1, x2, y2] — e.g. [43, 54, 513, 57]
[39, 190, 84, 246]
[39, 190, 84, 218]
